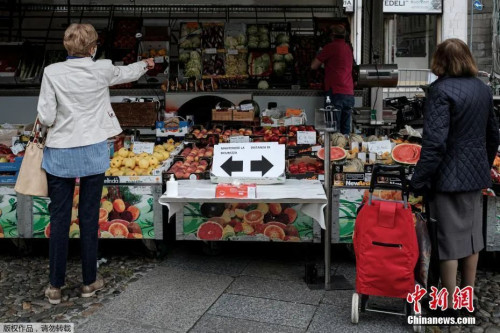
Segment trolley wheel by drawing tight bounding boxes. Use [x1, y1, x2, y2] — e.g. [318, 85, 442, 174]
[413, 302, 422, 333]
[351, 292, 360, 324]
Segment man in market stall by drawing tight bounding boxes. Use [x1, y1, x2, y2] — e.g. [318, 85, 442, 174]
[311, 24, 355, 135]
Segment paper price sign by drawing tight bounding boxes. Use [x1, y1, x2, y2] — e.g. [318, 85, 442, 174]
[228, 49, 239, 55]
[132, 141, 155, 154]
[205, 48, 217, 54]
[297, 131, 316, 145]
[240, 103, 254, 111]
[154, 56, 165, 63]
[230, 136, 250, 143]
[367, 140, 392, 155]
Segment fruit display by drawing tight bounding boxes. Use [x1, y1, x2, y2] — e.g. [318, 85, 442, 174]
[140, 48, 167, 58]
[167, 145, 213, 179]
[391, 143, 421, 165]
[288, 158, 324, 175]
[181, 202, 314, 242]
[179, 50, 202, 78]
[113, 19, 140, 49]
[121, 50, 137, 65]
[202, 23, 225, 49]
[247, 25, 270, 49]
[248, 52, 272, 77]
[33, 185, 155, 239]
[492, 155, 500, 183]
[202, 52, 225, 76]
[106, 142, 178, 177]
[317, 147, 347, 161]
[272, 51, 293, 77]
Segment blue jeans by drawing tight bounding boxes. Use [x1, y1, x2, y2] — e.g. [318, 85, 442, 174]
[47, 172, 104, 287]
[325, 91, 354, 135]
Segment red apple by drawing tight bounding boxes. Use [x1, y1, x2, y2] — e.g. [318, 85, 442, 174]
[278, 137, 287, 144]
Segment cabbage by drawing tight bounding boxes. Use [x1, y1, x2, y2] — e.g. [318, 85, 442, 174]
[259, 33, 269, 42]
[249, 36, 259, 44]
[248, 41, 258, 48]
[247, 25, 258, 35]
[179, 40, 192, 49]
[273, 53, 284, 62]
[191, 36, 201, 47]
[225, 36, 238, 49]
[258, 26, 269, 34]
[258, 80, 269, 89]
[276, 34, 290, 45]
[273, 62, 286, 76]
[258, 41, 270, 49]
[179, 53, 190, 63]
[255, 66, 264, 75]
[284, 53, 294, 64]
[260, 53, 270, 63]
[190, 51, 201, 61]
[185, 67, 201, 77]
[236, 34, 246, 45]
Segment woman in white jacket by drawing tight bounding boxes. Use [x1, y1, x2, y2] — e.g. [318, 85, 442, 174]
[38, 23, 154, 304]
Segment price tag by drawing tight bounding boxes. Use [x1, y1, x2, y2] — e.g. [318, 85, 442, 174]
[228, 49, 239, 55]
[132, 141, 154, 154]
[230, 136, 250, 143]
[154, 56, 164, 63]
[297, 131, 316, 145]
[10, 143, 24, 155]
[276, 45, 289, 55]
[367, 140, 392, 155]
[240, 103, 254, 111]
[205, 48, 217, 54]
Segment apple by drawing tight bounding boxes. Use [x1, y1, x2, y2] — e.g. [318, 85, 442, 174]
[174, 171, 184, 179]
[244, 130, 253, 136]
[289, 126, 298, 132]
[278, 137, 287, 144]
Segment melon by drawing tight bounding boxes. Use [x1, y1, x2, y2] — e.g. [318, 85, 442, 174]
[366, 135, 379, 142]
[392, 143, 421, 165]
[343, 158, 365, 172]
[331, 133, 347, 147]
[349, 134, 364, 145]
[263, 225, 286, 241]
[317, 147, 347, 161]
[196, 221, 224, 240]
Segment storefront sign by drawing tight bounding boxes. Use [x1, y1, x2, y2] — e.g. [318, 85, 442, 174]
[212, 143, 285, 178]
[383, 0, 442, 13]
[343, 0, 354, 13]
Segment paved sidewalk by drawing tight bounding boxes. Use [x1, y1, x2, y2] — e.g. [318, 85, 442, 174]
[76, 243, 414, 333]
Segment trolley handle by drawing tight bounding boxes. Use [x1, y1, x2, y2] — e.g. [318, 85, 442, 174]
[369, 165, 406, 193]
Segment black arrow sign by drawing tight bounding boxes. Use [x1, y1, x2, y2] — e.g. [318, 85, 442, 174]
[221, 156, 243, 176]
[251, 156, 274, 176]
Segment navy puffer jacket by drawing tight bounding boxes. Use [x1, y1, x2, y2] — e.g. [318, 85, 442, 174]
[411, 76, 499, 192]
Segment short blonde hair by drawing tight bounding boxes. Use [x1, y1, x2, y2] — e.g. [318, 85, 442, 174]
[63, 23, 98, 56]
[431, 38, 478, 77]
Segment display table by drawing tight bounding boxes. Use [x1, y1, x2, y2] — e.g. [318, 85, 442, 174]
[159, 179, 327, 228]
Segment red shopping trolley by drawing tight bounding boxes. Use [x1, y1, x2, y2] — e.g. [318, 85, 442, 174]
[352, 165, 422, 332]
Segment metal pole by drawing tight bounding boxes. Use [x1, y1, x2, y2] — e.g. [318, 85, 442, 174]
[324, 130, 332, 290]
[470, 0, 474, 48]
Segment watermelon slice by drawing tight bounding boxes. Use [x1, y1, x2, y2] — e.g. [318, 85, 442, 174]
[392, 143, 421, 165]
[317, 147, 347, 161]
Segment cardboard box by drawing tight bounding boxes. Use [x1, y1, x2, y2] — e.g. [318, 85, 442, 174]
[215, 183, 257, 199]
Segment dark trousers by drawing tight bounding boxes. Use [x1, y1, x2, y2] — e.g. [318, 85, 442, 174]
[47, 172, 104, 288]
[325, 90, 355, 135]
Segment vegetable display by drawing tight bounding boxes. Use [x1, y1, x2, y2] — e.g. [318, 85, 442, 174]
[202, 23, 225, 49]
[180, 50, 202, 78]
[225, 52, 247, 76]
[247, 25, 270, 49]
[248, 52, 272, 76]
[203, 53, 225, 76]
[179, 22, 202, 49]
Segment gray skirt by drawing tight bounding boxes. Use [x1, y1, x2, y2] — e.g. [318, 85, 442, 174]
[429, 190, 484, 260]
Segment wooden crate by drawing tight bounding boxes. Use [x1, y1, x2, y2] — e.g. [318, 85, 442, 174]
[212, 109, 232, 121]
[111, 102, 158, 127]
[233, 109, 255, 122]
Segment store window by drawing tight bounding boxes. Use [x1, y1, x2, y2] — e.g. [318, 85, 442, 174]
[385, 14, 437, 69]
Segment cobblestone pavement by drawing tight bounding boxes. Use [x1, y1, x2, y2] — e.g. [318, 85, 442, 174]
[0, 239, 159, 326]
[0, 240, 498, 332]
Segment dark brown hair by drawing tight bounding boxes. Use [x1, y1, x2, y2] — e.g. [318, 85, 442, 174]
[431, 38, 478, 77]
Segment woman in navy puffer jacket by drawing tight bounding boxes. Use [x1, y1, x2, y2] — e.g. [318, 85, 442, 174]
[411, 38, 499, 310]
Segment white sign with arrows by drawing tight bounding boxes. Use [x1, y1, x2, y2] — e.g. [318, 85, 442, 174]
[212, 143, 285, 180]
